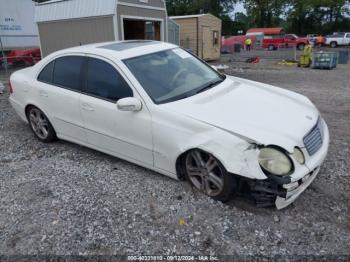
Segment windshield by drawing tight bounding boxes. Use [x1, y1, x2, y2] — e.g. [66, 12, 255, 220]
[124, 48, 225, 104]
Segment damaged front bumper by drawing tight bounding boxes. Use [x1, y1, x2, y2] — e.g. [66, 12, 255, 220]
[246, 119, 329, 209]
[275, 167, 320, 209]
[247, 167, 320, 209]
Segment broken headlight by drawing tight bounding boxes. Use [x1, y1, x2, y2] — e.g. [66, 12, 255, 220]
[258, 147, 293, 176]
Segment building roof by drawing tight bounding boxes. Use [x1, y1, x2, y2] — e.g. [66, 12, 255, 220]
[35, 0, 117, 22]
[246, 27, 285, 35]
[170, 14, 206, 19]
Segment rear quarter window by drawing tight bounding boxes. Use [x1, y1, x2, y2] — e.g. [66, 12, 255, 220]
[38, 61, 55, 83]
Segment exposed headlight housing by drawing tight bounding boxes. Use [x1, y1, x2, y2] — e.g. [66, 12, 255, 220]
[258, 147, 293, 176]
[292, 147, 305, 165]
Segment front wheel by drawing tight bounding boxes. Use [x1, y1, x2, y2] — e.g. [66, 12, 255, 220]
[183, 149, 237, 202]
[27, 106, 57, 142]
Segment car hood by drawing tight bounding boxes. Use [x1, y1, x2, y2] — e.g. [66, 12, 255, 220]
[162, 76, 319, 152]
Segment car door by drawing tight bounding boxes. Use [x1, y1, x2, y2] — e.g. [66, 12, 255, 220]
[285, 34, 296, 46]
[345, 33, 350, 45]
[79, 56, 153, 166]
[36, 55, 87, 142]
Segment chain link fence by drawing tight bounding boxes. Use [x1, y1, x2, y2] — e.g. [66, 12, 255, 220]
[221, 43, 301, 63]
[0, 55, 39, 95]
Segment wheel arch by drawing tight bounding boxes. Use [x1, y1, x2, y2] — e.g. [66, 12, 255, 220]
[174, 140, 266, 181]
[24, 103, 57, 133]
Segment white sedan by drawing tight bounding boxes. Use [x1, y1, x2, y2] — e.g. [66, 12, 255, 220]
[9, 41, 329, 209]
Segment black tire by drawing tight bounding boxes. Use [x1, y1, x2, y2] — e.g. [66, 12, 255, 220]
[27, 106, 57, 143]
[183, 149, 237, 202]
[297, 44, 305, 50]
[268, 45, 275, 51]
[330, 41, 337, 48]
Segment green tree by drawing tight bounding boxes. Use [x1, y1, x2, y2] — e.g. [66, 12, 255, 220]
[242, 0, 288, 27]
[285, 0, 350, 34]
[166, 0, 239, 35]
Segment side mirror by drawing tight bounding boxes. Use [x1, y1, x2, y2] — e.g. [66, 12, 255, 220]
[117, 97, 142, 112]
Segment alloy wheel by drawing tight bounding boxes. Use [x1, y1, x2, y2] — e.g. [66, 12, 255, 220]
[29, 108, 49, 140]
[185, 150, 224, 197]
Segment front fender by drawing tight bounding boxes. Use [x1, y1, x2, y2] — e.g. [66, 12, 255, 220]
[181, 128, 267, 180]
[152, 108, 267, 180]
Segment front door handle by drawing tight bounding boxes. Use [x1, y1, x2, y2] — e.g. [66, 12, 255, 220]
[81, 103, 94, 112]
[39, 90, 48, 97]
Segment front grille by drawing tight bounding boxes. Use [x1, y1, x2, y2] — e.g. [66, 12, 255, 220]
[303, 118, 323, 156]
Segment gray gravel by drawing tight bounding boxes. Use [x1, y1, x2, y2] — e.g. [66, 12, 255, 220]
[0, 50, 349, 257]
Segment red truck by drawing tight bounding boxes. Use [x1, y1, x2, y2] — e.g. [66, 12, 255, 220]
[263, 34, 309, 51]
[0, 48, 41, 67]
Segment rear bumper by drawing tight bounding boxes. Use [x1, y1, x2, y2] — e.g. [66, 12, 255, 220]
[9, 97, 28, 123]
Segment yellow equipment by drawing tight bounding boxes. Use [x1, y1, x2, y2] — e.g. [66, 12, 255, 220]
[299, 45, 313, 67]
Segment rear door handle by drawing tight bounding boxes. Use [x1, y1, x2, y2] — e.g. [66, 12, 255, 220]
[81, 103, 94, 112]
[39, 90, 48, 97]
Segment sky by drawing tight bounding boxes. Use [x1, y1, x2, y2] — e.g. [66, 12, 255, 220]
[234, 2, 247, 15]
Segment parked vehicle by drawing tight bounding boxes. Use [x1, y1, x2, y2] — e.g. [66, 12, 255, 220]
[326, 32, 350, 48]
[5, 48, 41, 66]
[307, 34, 325, 47]
[263, 34, 309, 50]
[307, 34, 318, 42]
[9, 41, 329, 209]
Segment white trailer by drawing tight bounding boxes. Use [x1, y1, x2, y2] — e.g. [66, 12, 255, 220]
[0, 0, 39, 51]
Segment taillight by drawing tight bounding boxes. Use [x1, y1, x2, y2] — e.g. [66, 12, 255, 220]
[8, 80, 13, 95]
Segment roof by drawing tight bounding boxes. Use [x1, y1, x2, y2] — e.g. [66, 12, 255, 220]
[100, 41, 159, 51]
[246, 28, 285, 35]
[170, 14, 206, 19]
[170, 13, 221, 21]
[44, 41, 177, 60]
[35, 0, 117, 22]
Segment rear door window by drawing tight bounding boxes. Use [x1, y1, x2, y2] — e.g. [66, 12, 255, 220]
[84, 57, 133, 102]
[52, 56, 84, 91]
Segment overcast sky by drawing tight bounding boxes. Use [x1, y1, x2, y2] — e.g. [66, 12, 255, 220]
[234, 2, 247, 15]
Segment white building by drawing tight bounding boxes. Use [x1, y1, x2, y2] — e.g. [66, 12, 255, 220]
[0, 0, 39, 50]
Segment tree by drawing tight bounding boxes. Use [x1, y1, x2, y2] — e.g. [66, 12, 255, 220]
[242, 0, 288, 27]
[285, 0, 350, 34]
[166, 0, 237, 17]
[166, 0, 239, 35]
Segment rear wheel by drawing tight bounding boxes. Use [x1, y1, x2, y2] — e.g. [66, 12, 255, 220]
[297, 43, 305, 50]
[183, 149, 237, 202]
[330, 41, 337, 48]
[268, 45, 275, 51]
[27, 106, 56, 142]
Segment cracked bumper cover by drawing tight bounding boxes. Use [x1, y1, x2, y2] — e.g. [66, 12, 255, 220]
[248, 119, 329, 209]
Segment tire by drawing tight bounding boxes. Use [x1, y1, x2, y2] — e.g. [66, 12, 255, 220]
[27, 106, 56, 142]
[297, 44, 305, 51]
[330, 41, 337, 48]
[268, 45, 275, 51]
[183, 149, 237, 202]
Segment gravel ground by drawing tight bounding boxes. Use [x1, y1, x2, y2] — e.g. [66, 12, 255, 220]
[0, 49, 349, 258]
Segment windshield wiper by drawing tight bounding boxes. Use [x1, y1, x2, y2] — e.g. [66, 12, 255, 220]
[196, 78, 225, 94]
